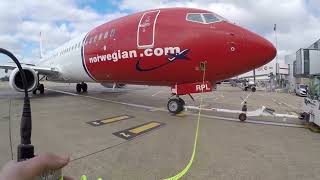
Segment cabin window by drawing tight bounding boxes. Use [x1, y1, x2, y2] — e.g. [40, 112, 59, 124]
[186, 14, 204, 23]
[104, 31, 109, 39]
[89, 37, 93, 44]
[94, 35, 98, 42]
[78, 42, 81, 48]
[110, 29, 116, 38]
[99, 33, 103, 40]
[202, 13, 220, 23]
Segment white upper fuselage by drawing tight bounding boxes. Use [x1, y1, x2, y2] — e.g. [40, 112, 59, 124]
[37, 33, 93, 83]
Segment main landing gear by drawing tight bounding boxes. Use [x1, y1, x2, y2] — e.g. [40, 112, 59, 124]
[32, 83, 44, 95]
[33, 74, 45, 95]
[76, 82, 88, 93]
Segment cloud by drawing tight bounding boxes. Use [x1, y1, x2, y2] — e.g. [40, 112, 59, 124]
[0, 0, 125, 63]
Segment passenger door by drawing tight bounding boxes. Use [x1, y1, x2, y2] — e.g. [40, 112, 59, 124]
[137, 10, 160, 49]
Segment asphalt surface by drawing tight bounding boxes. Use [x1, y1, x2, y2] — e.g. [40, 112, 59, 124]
[0, 81, 320, 180]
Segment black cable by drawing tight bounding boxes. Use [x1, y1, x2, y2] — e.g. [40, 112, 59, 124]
[8, 99, 13, 160]
[0, 48, 34, 161]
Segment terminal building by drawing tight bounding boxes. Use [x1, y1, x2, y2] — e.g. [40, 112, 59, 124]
[285, 39, 320, 91]
[236, 38, 320, 91]
[236, 59, 289, 88]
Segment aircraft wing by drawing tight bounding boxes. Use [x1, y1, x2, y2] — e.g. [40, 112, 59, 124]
[0, 64, 59, 75]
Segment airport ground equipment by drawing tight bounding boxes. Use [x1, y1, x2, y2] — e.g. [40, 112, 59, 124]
[300, 76, 320, 126]
[243, 83, 257, 92]
[185, 105, 298, 121]
[239, 102, 248, 121]
[301, 98, 320, 126]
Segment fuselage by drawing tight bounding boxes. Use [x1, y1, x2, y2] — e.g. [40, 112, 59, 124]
[38, 8, 276, 86]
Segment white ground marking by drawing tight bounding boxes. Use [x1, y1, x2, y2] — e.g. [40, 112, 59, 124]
[185, 105, 299, 119]
[46, 88, 304, 128]
[46, 88, 155, 110]
[290, 111, 299, 116]
[282, 102, 297, 109]
[241, 93, 252, 105]
[151, 90, 163, 97]
[198, 114, 304, 128]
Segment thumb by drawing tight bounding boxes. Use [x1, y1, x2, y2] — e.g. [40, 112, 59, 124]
[18, 153, 70, 178]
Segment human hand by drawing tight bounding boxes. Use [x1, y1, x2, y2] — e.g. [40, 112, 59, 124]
[0, 153, 72, 180]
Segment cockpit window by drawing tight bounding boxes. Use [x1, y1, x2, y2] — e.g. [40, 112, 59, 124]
[203, 13, 220, 23]
[186, 14, 204, 23]
[186, 13, 227, 24]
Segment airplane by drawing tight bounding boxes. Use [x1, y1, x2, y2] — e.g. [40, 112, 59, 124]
[0, 7, 276, 114]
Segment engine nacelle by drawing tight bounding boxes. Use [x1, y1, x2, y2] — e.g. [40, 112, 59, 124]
[9, 67, 38, 92]
[100, 83, 126, 88]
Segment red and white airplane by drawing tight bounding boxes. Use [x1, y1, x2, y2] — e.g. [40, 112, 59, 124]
[0, 8, 276, 114]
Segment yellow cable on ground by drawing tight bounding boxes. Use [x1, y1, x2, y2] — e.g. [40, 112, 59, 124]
[164, 65, 206, 180]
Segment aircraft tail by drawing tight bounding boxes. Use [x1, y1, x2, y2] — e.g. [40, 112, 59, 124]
[39, 32, 43, 59]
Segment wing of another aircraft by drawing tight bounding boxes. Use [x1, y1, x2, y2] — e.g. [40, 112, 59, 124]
[0, 64, 59, 75]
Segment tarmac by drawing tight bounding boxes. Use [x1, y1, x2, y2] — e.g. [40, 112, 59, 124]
[1, 81, 320, 180]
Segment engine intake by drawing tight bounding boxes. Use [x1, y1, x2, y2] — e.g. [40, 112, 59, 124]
[9, 67, 38, 92]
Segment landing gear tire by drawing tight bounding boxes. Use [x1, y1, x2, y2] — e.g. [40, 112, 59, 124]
[251, 87, 256, 92]
[81, 82, 88, 92]
[76, 84, 82, 93]
[179, 98, 185, 106]
[167, 98, 184, 114]
[244, 87, 248, 91]
[299, 112, 310, 122]
[76, 83, 88, 93]
[39, 84, 44, 94]
[32, 83, 45, 95]
[239, 113, 247, 122]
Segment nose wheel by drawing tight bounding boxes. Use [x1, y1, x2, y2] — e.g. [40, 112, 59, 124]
[167, 98, 185, 114]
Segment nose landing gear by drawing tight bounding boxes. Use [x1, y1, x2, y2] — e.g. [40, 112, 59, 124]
[167, 97, 185, 114]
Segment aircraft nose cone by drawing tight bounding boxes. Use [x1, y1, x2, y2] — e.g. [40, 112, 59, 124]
[246, 31, 277, 65]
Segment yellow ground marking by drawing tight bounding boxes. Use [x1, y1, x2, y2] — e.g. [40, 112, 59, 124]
[149, 107, 166, 112]
[175, 112, 188, 117]
[129, 122, 161, 134]
[101, 115, 131, 124]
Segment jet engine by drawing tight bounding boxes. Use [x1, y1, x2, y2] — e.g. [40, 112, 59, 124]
[101, 83, 126, 88]
[9, 67, 38, 92]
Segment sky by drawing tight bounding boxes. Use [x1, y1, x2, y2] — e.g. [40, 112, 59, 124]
[0, 0, 320, 77]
